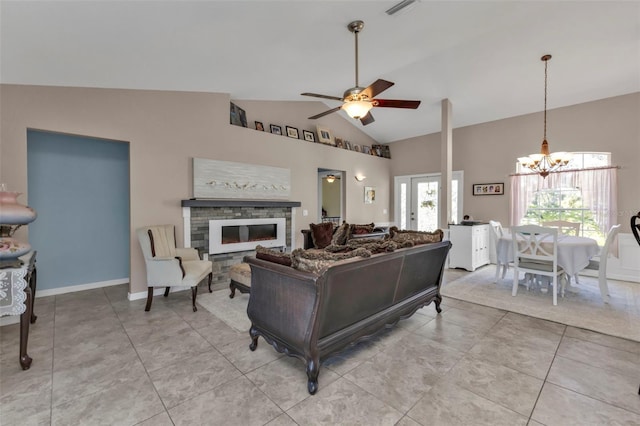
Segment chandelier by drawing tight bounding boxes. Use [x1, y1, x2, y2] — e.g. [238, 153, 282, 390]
[518, 54, 571, 178]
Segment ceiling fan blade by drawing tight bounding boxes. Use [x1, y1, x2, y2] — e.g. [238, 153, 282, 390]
[373, 99, 421, 109]
[360, 111, 375, 126]
[301, 92, 344, 101]
[362, 79, 394, 99]
[308, 106, 343, 120]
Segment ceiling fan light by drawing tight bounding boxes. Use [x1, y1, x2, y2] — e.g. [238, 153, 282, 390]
[342, 100, 373, 119]
[325, 174, 336, 183]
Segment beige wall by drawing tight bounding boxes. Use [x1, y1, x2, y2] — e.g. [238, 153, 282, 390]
[3, 84, 637, 295]
[0, 85, 392, 295]
[389, 93, 640, 227]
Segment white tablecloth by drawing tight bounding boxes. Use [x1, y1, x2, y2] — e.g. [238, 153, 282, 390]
[497, 235, 600, 276]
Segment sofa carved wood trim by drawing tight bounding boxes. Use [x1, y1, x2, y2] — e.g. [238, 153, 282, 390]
[244, 240, 451, 394]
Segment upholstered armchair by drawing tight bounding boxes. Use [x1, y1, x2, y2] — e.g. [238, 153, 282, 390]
[136, 225, 212, 312]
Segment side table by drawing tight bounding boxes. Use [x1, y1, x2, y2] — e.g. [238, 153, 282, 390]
[0, 251, 37, 369]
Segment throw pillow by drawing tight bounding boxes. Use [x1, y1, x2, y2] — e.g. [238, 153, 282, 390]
[291, 247, 371, 274]
[331, 221, 350, 246]
[309, 222, 334, 249]
[388, 227, 443, 245]
[255, 245, 292, 267]
[349, 223, 375, 236]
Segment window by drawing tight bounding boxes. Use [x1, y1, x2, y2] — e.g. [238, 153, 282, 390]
[511, 152, 615, 245]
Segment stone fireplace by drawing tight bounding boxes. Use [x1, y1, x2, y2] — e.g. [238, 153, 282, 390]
[182, 199, 300, 289]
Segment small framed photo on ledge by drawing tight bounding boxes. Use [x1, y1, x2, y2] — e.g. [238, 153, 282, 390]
[473, 183, 504, 195]
[270, 124, 282, 135]
[285, 126, 299, 139]
[316, 125, 334, 145]
[302, 130, 316, 142]
[255, 121, 264, 131]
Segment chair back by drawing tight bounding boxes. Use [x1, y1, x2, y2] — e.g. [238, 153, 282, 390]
[600, 224, 621, 261]
[512, 225, 559, 268]
[542, 220, 580, 236]
[489, 220, 504, 239]
[136, 225, 177, 259]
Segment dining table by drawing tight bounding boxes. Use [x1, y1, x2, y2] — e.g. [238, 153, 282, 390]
[497, 234, 600, 278]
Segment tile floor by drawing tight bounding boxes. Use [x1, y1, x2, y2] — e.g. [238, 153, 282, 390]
[1, 271, 639, 426]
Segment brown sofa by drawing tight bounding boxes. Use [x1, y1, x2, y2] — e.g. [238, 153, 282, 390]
[244, 240, 451, 394]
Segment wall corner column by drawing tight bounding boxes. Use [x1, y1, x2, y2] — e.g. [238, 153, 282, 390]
[440, 98, 453, 228]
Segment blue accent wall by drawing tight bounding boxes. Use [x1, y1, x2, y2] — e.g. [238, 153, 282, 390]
[27, 130, 130, 290]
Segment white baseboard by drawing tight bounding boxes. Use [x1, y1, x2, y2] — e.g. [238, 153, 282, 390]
[1, 278, 129, 327]
[35, 278, 129, 298]
[0, 316, 20, 326]
[128, 286, 190, 301]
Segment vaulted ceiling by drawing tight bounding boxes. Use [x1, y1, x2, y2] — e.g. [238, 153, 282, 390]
[2, 1, 638, 143]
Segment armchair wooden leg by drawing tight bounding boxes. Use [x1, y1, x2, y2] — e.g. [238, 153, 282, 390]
[164, 287, 170, 297]
[191, 286, 198, 312]
[208, 272, 212, 293]
[145, 287, 154, 312]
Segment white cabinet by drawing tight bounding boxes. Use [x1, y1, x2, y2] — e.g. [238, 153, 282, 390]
[448, 224, 490, 271]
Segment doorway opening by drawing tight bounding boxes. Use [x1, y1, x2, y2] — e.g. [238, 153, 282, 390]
[317, 169, 344, 225]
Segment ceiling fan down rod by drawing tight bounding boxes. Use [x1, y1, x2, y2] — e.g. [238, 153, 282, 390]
[348, 20, 364, 91]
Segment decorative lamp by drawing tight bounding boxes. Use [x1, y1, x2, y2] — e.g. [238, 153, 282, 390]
[354, 175, 366, 182]
[0, 184, 37, 266]
[518, 54, 572, 178]
[326, 175, 336, 183]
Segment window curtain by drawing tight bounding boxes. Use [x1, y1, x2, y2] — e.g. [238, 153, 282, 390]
[510, 167, 618, 233]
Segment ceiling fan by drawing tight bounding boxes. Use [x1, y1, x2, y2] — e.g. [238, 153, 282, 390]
[301, 20, 421, 126]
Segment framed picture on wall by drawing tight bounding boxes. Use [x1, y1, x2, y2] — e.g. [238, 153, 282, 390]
[472, 182, 504, 195]
[364, 186, 376, 204]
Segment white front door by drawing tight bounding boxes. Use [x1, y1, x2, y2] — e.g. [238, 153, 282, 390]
[410, 176, 440, 231]
[395, 171, 463, 231]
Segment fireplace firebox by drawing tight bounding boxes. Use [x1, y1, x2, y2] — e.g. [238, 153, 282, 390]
[209, 218, 286, 254]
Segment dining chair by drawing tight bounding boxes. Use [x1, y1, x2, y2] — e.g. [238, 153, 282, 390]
[542, 220, 581, 236]
[137, 224, 213, 312]
[582, 224, 621, 303]
[511, 225, 566, 306]
[489, 220, 510, 282]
